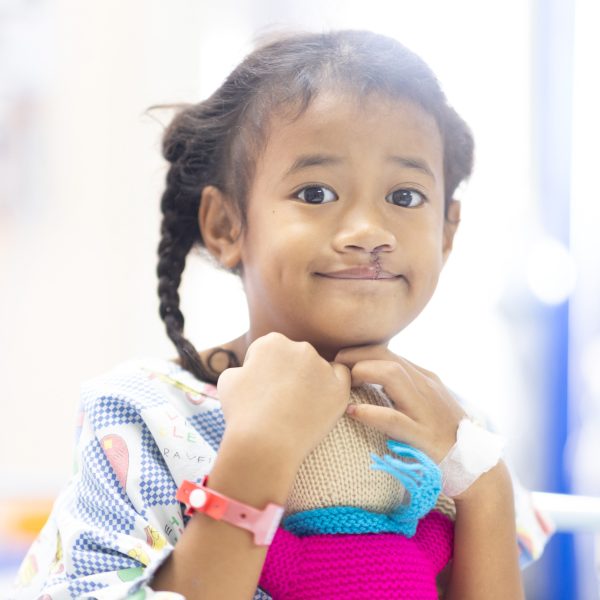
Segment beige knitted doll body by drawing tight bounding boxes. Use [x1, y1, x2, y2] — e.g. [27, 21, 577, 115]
[286, 384, 456, 521]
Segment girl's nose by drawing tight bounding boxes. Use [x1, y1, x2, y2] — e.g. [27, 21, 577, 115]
[332, 210, 397, 254]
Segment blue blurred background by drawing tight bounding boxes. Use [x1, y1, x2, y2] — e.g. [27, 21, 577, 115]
[1, 0, 599, 597]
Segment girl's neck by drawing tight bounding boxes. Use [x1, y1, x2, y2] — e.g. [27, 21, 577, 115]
[203, 332, 352, 370]
[194, 334, 249, 374]
[199, 331, 344, 373]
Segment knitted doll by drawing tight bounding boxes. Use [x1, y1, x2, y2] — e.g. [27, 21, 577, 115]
[259, 385, 455, 599]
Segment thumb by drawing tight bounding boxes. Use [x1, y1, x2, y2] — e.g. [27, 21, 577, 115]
[331, 362, 351, 387]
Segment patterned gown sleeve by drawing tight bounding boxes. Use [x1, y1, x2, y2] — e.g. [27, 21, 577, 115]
[9, 359, 271, 600]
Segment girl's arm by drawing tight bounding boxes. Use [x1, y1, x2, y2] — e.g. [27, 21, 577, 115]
[13, 338, 348, 600]
[444, 461, 524, 600]
[153, 333, 351, 599]
[151, 431, 299, 599]
[336, 345, 525, 599]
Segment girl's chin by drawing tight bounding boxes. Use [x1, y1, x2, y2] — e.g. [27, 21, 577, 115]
[311, 334, 400, 360]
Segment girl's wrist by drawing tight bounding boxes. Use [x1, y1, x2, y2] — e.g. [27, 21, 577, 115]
[439, 418, 506, 498]
[451, 460, 514, 506]
[212, 430, 300, 506]
[223, 422, 307, 470]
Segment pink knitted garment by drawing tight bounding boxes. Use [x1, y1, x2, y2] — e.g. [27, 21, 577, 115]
[259, 511, 453, 599]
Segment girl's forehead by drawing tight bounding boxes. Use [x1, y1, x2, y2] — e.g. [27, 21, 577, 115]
[261, 92, 444, 168]
[270, 91, 440, 138]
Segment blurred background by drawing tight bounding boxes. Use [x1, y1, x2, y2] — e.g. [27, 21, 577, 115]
[1, 0, 599, 597]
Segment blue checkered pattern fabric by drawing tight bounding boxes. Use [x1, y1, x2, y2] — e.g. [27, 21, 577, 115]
[139, 426, 178, 508]
[188, 408, 226, 452]
[9, 358, 274, 600]
[67, 577, 107, 598]
[88, 395, 144, 429]
[81, 367, 168, 413]
[75, 438, 136, 534]
[71, 531, 141, 577]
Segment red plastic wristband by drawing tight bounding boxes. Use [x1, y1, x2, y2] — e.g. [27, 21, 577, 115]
[176, 476, 284, 546]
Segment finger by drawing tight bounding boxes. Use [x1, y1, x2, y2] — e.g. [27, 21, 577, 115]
[331, 362, 351, 387]
[334, 344, 395, 368]
[350, 360, 419, 411]
[336, 346, 440, 387]
[396, 355, 440, 383]
[383, 359, 465, 425]
[389, 357, 447, 401]
[359, 349, 440, 393]
[345, 403, 418, 445]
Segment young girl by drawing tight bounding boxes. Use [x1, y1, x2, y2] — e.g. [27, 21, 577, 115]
[13, 30, 551, 600]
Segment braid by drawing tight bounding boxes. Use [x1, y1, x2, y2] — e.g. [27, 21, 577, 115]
[157, 153, 238, 383]
[156, 186, 205, 382]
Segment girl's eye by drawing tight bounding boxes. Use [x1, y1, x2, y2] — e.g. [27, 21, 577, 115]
[295, 185, 338, 204]
[385, 189, 426, 208]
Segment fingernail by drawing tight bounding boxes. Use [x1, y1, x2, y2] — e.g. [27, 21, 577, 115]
[346, 404, 356, 416]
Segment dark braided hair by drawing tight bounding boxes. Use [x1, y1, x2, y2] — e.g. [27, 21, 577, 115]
[156, 30, 475, 383]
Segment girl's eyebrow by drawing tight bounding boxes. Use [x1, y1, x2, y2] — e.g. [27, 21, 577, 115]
[284, 153, 436, 182]
[387, 155, 436, 181]
[284, 153, 343, 177]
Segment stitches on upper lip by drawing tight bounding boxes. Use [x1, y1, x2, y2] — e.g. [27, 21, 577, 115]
[316, 264, 401, 280]
[371, 250, 382, 279]
[315, 250, 401, 280]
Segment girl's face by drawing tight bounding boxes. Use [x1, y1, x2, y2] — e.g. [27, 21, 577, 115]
[235, 93, 458, 359]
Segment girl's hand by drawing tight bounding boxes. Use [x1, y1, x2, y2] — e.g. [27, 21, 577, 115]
[335, 345, 467, 463]
[217, 332, 351, 468]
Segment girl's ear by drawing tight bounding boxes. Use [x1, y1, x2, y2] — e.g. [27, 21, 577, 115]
[199, 186, 243, 269]
[442, 200, 461, 265]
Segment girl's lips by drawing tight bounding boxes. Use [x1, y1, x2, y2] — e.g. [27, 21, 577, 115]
[316, 266, 401, 280]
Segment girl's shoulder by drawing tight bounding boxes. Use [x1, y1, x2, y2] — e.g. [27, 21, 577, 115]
[80, 356, 220, 417]
[76, 357, 225, 488]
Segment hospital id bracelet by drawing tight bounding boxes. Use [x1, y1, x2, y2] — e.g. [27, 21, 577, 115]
[176, 476, 285, 546]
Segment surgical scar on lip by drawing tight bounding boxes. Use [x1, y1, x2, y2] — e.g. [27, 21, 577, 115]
[370, 250, 383, 279]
